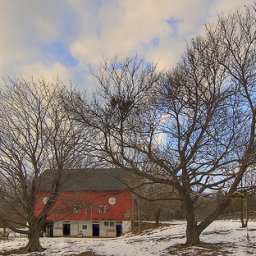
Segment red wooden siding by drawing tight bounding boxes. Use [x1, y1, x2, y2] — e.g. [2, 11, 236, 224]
[36, 191, 135, 221]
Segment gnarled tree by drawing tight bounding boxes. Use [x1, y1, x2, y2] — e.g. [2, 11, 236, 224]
[63, 3, 256, 246]
[0, 78, 90, 252]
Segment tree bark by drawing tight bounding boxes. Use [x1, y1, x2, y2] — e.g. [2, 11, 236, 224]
[24, 217, 44, 252]
[186, 219, 200, 245]
[197, 197, 232, 238]
[240, 195, 248, 228]
[154, 206, 161, 225]
[184, 197, 200, 245]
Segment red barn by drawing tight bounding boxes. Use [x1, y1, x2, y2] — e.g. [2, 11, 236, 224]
[36, 168, 137, 237]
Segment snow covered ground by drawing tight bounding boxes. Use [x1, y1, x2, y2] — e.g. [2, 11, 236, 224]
[0, 220, 256, 255]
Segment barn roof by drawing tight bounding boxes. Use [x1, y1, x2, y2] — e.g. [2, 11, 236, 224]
[39, 168, 131, 192]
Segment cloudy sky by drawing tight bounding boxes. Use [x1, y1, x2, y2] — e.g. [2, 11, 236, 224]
[0, 0, 254, 90]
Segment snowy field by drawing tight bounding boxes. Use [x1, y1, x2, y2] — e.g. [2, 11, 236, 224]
[0, 220, 256, 255]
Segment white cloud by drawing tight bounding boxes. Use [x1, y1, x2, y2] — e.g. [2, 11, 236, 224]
[213, 0, 254, 14]
[0, 0, 255, 87]
[20, 62, 73, 83]
[71, 0, 255, 70]
[71, 0, 210, 67]
[0, 0, 74, 81]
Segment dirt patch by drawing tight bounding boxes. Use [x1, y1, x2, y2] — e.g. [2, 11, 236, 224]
[75, 252, 102, 256]
[132, 222, 172, 235]
[1, 248, 29, 256]
[167, 242, 233, 256]
[0, 249, 102, 256]
[0, 246, 47, 256]
[202, 229, 231, 236]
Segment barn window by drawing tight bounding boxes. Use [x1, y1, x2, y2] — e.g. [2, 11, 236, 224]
[82, 225, 87, 229]
[104, 222, 109, 226]
[109, 222, 114, 227]
[74, 205, 82, 213]
[98, 205, 107, 213]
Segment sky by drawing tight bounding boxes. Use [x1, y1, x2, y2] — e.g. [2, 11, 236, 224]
[0, 0, 255, 91]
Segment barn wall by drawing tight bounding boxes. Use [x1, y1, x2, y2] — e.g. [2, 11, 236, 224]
[122, 220, 132, 233]
[51, 220, 132, 237]
[37, 191, 135, 221]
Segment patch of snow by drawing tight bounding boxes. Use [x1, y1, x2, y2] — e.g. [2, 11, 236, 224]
[0, 220, 255, 255]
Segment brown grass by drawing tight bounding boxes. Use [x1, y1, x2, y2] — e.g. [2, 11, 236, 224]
[1, 247, 30, 256]
[167, 242, 232, 256]
[132, 222, 171, 234]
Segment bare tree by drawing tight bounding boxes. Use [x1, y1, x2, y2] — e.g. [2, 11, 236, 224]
[238, 167, 256, 227]
[63, 3, 256, 247]
[64, 55, 235, 246]
[200, 2, 256, 232]
[137, 182, 177, 225]
[0, 77, 90, 252]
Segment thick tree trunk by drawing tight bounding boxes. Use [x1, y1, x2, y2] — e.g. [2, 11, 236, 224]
[183, 192, 239, 246]
[197, 197, 232, 239]
[184, 197, 201, 245]
[186, 219, 200, 245]
[24, 218, 44, 252]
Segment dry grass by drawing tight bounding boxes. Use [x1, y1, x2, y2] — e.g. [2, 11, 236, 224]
[167, 242, 232, 256]
[1, 249, 102, 256]
[74, 252, 101, 256]
[1, 247, 30, 256]
[132, 222, 171, 235]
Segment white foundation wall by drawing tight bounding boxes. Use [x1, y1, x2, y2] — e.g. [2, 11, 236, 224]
[99, 221, 116, 237]
[53, 220, 93, 237]
[71, 221, 92, 237]
[122, 221, 132, 233]
[53, 221, 63, 236]
[81, 221, 93, 237]
[70, 221, 78, 236]
[52, 220, 131, 237]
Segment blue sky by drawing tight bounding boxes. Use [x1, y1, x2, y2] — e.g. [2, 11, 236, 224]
[0, 0, 254, 91]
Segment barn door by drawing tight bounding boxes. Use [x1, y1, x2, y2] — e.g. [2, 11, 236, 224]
[116, 224, 122, 237]
[63, 223, 70, 236]
[92, 223, 99, 236]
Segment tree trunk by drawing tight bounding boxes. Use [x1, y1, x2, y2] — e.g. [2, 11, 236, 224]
[240, 194, 248, 228]
[184, 197, 201, 245]
[197, 197, 232, 240]
[154, 206, 161, 225]
[186, 219, 200, 245]
[24, 218, 44, 252]
[138, 202, 142, 233]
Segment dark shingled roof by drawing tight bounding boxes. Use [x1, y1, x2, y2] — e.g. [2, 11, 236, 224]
[39, 168, 131, 192]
